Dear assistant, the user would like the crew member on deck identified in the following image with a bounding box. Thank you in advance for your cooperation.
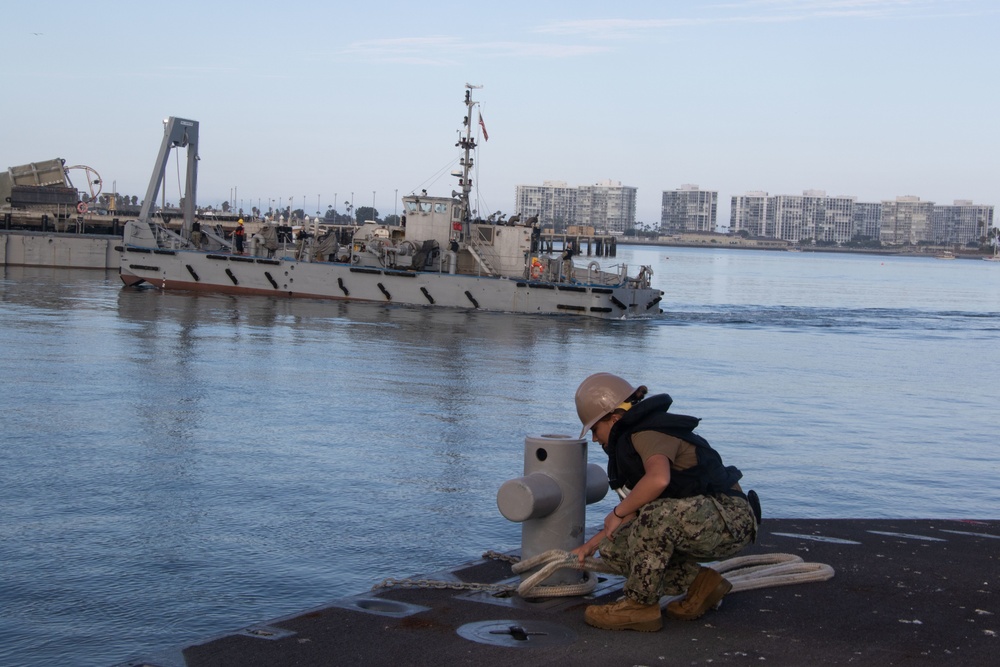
[190,218,202,248]
[233,220,245,255]
[571,373,759,632]
[561,242,577,282]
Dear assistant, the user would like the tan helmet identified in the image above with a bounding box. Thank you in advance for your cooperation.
[575,372,637,438]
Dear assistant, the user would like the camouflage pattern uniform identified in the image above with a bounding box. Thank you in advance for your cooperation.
[596,493,756,605]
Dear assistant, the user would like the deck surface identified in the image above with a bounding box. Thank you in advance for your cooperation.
[118,519,999,666]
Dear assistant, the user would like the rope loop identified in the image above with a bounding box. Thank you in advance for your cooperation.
[372,549,834,600]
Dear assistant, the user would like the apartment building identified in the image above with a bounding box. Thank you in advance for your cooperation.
[515,179,637,233]
[730,190,993,246]
[930,200,994,245]
[730,191,771,237]
[853,202,882,241]
[879,196,935,246]
[661,185,718,233]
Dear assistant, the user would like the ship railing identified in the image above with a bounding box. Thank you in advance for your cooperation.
[147,221,188,250]
[467,235,502,275]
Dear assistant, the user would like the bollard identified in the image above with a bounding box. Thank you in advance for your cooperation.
[497,433,608,588]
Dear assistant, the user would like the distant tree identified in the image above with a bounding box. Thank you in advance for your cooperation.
[356,206,378,224]
[384,214,401,226]
[736,229,750,239]
[222,201,231,212]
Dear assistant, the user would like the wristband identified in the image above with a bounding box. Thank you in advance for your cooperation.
[613,506,625,519]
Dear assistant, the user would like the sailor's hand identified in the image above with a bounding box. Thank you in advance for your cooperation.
[570,539,599,567]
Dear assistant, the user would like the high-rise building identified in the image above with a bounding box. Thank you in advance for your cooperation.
[730,191,770,237]
[853,202,882,241]
[731,190,992,246]
[757,190,856,243]
[515,179,636,233]
[930,200,994,245]
[880,196,934,246]
[514,181,577,230]
[661,185,718,233]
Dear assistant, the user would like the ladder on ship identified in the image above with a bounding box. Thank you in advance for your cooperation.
[466,240,499,275]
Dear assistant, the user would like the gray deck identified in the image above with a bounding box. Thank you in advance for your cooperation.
[119,519,999,666]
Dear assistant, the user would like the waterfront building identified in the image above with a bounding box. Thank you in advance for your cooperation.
[880,196,934,246]
[514,181,576,230]
[930,200,994,245]
[853,202,882,241]
[661,185,718,233]
[730,191,771,237]
[731,190,992,246]
[515,179,636,233]
[760,190,857,244]
[819,194,857,244]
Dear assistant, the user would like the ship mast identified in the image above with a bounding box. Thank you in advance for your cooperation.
[456,83,482,226]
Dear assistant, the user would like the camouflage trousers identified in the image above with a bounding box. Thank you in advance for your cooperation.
[596,493,756,605]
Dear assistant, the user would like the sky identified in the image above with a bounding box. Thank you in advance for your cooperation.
[3,0,998,226]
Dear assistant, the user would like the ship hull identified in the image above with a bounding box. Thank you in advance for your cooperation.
[119,246,663,319]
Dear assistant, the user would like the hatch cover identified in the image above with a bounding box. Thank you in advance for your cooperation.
[457,619,576,648]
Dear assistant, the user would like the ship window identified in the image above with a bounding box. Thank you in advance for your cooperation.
[434,203,447,213]
[420,202,432,212]
[405,201,418,212]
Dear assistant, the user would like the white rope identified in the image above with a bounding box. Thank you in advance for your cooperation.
[509,550,834,599]
[372,550,834,601]
[710,552,836,592]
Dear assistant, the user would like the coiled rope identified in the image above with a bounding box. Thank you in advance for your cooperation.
[373,549,834,600]
[511,550,834,599]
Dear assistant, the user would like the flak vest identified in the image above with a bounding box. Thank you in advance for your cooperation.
[606,394,746,500]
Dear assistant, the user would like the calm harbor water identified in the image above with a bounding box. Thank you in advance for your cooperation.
[1,246,998,666]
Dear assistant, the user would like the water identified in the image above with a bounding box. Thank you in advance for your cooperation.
[1,247,998,666]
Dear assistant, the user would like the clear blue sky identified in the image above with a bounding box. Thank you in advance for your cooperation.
[4,0,997,226]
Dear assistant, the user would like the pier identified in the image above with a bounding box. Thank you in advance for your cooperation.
[118,518,1000,667]
[539,229,618,257]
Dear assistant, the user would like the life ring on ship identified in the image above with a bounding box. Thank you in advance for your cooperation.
[76,202,88,214]
[530,259,543,280]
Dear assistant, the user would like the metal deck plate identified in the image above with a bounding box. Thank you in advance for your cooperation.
[457,619,577,648]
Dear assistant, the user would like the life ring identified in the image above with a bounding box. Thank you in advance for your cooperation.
[530,263,543,280]
[76,202,88,214]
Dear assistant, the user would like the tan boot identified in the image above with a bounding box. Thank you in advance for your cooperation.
[665,567,733,621]
[584,597,662,632]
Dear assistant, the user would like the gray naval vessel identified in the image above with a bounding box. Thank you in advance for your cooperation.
[118,86,663,319]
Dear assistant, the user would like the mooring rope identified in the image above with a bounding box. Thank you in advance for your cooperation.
[512,549,835,599]
[373,549,835,601]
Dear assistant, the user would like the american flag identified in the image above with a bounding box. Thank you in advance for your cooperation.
[478,112,489,141]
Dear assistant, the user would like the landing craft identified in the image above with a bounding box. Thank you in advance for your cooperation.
[118,86,663,319]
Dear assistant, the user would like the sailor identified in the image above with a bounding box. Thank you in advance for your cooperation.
[190,218,202,248]
[233,219,246,255]
[560,242,576,281]
[571,373,758,632]
[295,225,313,261]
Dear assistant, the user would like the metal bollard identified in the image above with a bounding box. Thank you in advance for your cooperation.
[497,434,608,587]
